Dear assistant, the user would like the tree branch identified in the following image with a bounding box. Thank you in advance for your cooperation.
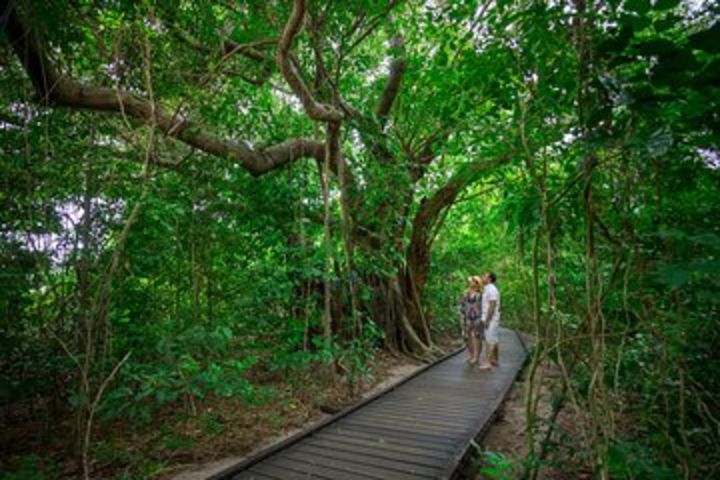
[169,21,274,65]
[1,3,325,176]
[406,156,510,290]
[342,0,404,59]
[377,34,407,118]
[166,20,275,87]
[222,39,275,63]
[408,127,453,179]
[276,0,343,122]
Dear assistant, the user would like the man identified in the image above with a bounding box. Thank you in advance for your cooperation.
[479,271,501,369]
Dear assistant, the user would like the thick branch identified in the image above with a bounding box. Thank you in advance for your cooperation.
[307,11,333,98]
[1,3,324,176]
[377,35,407,118]
[276,0,343,122]
[406,156,510,290]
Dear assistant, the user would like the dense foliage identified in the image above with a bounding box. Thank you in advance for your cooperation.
[1,0,718,479]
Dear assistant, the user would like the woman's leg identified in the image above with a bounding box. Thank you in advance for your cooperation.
[471,334,482,364]
[464,323,475,361]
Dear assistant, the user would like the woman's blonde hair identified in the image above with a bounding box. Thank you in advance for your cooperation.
[466,276,482,292]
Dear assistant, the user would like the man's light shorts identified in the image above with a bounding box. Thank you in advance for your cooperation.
[485,321,500,344]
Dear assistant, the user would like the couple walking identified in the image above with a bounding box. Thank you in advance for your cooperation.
[459,272,500,369]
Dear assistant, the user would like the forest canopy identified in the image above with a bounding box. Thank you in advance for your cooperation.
[1,0,719,478]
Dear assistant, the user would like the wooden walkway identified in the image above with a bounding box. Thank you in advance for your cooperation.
[210,328,527,480]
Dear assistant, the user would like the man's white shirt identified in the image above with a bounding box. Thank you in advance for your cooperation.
[482,283,501,325]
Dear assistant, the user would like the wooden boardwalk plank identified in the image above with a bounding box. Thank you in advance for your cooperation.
[336,420,462,442]
[327,423,460,448]
[280,449,438,480]
[351,410,472,428]
[212,328,527,480]
[255,457,376,480]
[340,417,466,437]
[312,431,451,460]
[321,425,459,452]
[303,438,447,468]
[292,443,443,477]
[365,405,478,419]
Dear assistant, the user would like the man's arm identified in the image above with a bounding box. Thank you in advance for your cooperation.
[485,300,497,326]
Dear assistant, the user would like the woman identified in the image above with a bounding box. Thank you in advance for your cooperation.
[459,276,484,365]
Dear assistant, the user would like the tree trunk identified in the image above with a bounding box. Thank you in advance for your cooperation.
[365,273,433,356]
[343,157,509,355]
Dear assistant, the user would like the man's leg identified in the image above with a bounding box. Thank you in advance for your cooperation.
[484,321,499,367]
[478,340,492,369]
[488,342,500,367]
[490,343,500,366]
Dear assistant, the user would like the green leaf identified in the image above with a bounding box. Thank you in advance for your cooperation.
[657,263,689,288]
[688,23,720,53]
[654,15,679,32]
[654,0,680,11]
[620,13,651,31]
[625,0,651,15]
[646,128,673,158]
[68,391,88,409]
[689,233,720,248]
[599,25,634,53]
[635,39,677,56]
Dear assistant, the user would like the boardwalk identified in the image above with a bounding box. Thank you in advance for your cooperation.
[211,328,527,480]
